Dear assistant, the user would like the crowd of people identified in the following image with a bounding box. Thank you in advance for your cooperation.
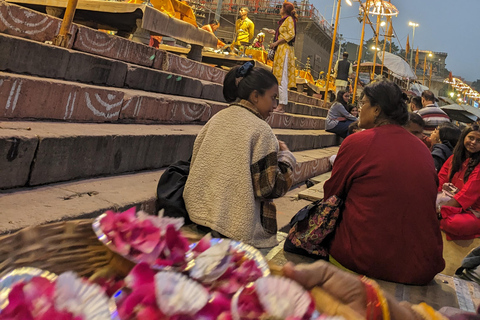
[153,32,480,315]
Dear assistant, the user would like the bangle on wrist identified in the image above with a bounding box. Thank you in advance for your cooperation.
[360,276,390,320]
[410,303,449,320]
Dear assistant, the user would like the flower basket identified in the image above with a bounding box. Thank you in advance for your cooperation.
[0,219,134,279]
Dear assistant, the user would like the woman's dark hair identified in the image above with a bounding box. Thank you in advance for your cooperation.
[360,80,409,126]
[283,2,298,20]
[335,90,348,106]
[209,19,219,25]
[449,124,480,183]
[438,122,461,149]
[223,63,278,103]
[408,112,425,128]
[348,121,359,135]
[346,104,357,114]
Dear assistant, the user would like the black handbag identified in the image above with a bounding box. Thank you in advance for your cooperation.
[155,158,191,224]
[267,47,276,61]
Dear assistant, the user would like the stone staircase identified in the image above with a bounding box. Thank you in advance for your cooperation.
[0,0,340,234]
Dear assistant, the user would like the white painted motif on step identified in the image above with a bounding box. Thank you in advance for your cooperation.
[133,97,142,117]
[5,79,22,112]
[64,92,77,119]
[0,6,54,35]
[172,103,207,121]
[84,92,122,119]
[77,31,116,54]
[120,97,142,118]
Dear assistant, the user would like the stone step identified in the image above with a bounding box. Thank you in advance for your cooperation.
[0,2,328,108]
[0,147,339,233]
[0,72,327,129]
[297,171,333,201]
[0,1,226,84]
[0,120,339,189]
[286,101,329,117]
[0,33,227,103]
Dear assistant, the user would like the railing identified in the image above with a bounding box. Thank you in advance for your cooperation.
[195,0,333,37]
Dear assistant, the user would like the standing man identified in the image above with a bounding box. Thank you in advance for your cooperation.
[417,90,450,135]
[233,7,254,48]
[334,52,353,95]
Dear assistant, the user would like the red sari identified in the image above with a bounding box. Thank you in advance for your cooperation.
[438,156,480,240]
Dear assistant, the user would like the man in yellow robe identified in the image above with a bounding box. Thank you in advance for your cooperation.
[233,7,254,48]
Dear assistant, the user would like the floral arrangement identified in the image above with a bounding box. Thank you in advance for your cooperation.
[115,237,267,320]
[232,276,317,320]
[0,272,110,320]
[98,208,189,268]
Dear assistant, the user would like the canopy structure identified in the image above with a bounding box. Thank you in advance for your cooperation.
[377,51,416,79]
[410,82,429,96]
[441,104,480,123]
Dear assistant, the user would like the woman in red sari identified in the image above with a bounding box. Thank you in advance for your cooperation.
[438,124,480,240]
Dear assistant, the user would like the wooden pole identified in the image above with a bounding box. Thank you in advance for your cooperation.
[53,0,78,47]
[324,0,342,104]
[380,22,387,76]
[371,13,380,81]
[352,0,368,104]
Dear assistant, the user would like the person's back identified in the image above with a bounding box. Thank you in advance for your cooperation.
[184,63,296,248]
[418,90,450,134]
[326,126,444,284]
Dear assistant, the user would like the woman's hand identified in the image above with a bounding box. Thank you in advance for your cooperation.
[283,261,367,316]
[336,117,347,122]
[283,261,423,320]
[278,140,290,152]
[263,27,275,34]
[270,41,278,49]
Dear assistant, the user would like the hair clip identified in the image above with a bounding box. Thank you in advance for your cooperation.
[235,61,254,79]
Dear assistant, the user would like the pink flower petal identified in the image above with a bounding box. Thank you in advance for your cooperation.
[136,306,164,320]
[125,262,155,290]
[193,234,212,254]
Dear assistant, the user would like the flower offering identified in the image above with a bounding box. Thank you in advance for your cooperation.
[95,207,190,269]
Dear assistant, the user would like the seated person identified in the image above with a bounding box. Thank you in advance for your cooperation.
[430,122,461,172]
[201,19,225,47]
[438,124,480,240]
[252,32,266,50]
[346,104,358,118]
[410,95,423,112]
[347,120,360,135]
[405,112,431,148]
[324,80,444,285]
[418,90,450,135]
[184,63,296,248]
[325,90,357,139]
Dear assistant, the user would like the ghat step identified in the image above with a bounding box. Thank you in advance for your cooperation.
[0,120,339,189]
[0,147,339,233]
[0,72,328,129]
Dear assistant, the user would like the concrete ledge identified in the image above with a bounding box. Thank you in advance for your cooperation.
[0,121,339,189]
[158,52,226,85]
[0,72,227,123]
[124,65,204,99]
[0,1,76,48]
[266,112,326,130]
[0,121,199,188]
[0,73,330,130]
[0,33,128,86]
[0,146,338,232]
[0,127,38,189]
[73,24,162,68]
